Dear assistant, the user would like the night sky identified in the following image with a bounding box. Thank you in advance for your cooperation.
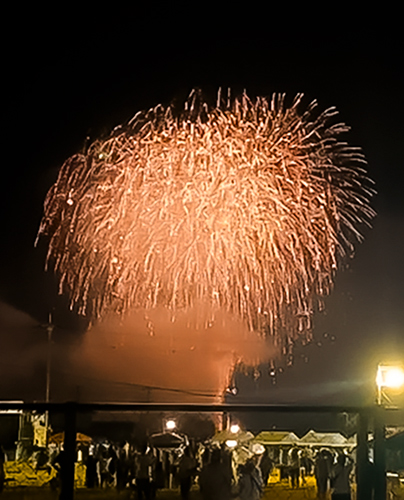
[1,7,403,413]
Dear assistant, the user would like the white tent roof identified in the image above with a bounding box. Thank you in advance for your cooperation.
[253,431,300,445]
[300,430,349,447]
[212,429,254,444]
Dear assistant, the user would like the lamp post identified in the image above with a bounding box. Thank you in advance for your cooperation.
[44,314,54,446]
[356,409,371,500]
[374,363,404,500]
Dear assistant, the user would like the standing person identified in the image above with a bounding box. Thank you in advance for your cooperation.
[85,450,97,488]
[152,454,165,498]
[288,446,300,488]
[116,443,130,493]
[259,448,273,487]
[106,445,118,487]
[238,456,263,500]
[51,449,67,493]
[330,454,353,500]
[279,446,289,481]
[315,449,331,500]
[220,445,233,486]
[199,448,231,500]
[96,445,109,488]
[299,448,311,483]
[177,447,197,500]
[148,447,159,500]
[134,445,155,500]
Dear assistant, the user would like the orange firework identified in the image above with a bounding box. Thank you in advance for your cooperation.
[37,90,375,350]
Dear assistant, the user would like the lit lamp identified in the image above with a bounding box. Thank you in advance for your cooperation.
[376,364,404,405]
[226,424,240,449]
[165,419,176,431]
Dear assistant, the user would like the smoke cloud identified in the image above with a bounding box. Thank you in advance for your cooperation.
[0,301,276,403]
[69,305,275,403]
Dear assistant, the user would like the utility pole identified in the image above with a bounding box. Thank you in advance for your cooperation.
[60,402,77,500]
[356,410,372,500]
[44,313,54,446]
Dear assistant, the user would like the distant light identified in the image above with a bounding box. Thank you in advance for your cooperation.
[386,472,399,478]
[230,424,240,434]
[251,443,265,455]
[225,440,238,448]
[166,419,176,430]
[376,365,404,389]
[385,368,404,388]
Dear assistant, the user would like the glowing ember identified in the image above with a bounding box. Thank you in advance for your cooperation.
[37,90,375,352]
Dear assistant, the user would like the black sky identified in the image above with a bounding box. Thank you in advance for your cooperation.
[1,7,403,407]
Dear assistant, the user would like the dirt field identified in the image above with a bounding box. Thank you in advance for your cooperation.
[0,483,321,500]
[2,479,403,500]
[1,489,319,500]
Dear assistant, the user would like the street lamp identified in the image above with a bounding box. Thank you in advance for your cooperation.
[36,313,54,446]
[373,363,404,500]
[376,364,404,405]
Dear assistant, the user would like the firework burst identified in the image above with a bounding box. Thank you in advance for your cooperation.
[37,90,375,351]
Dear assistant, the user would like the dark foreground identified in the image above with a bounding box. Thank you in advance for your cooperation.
[1,484,320,500]
[3,480,404,500]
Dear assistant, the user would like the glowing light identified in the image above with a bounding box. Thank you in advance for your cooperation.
[226,386,238,395]
[37,90,375,352]
[376,365,404,389]
[165,419,176,430]
[230,424,240,434]
[251,443,265,455]
[225,439,238,448]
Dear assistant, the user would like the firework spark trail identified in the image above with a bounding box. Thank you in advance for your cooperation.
[37,90,375,353]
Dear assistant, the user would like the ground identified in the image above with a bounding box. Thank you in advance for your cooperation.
[2,476,404,499]
[1,487,320,500]
[1,479,328,500]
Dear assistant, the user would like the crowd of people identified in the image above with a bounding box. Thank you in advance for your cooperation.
[276,446,354,499]
[49,440,354,500]
[313,448,353,500]
[0,434,357,499]
[49,440,267,499]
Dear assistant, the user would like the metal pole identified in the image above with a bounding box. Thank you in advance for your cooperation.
[60,403,77,500]
[45,323,52,404]
[373,406,386,500]
[44,314,53,446]
[356,411,372,500]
